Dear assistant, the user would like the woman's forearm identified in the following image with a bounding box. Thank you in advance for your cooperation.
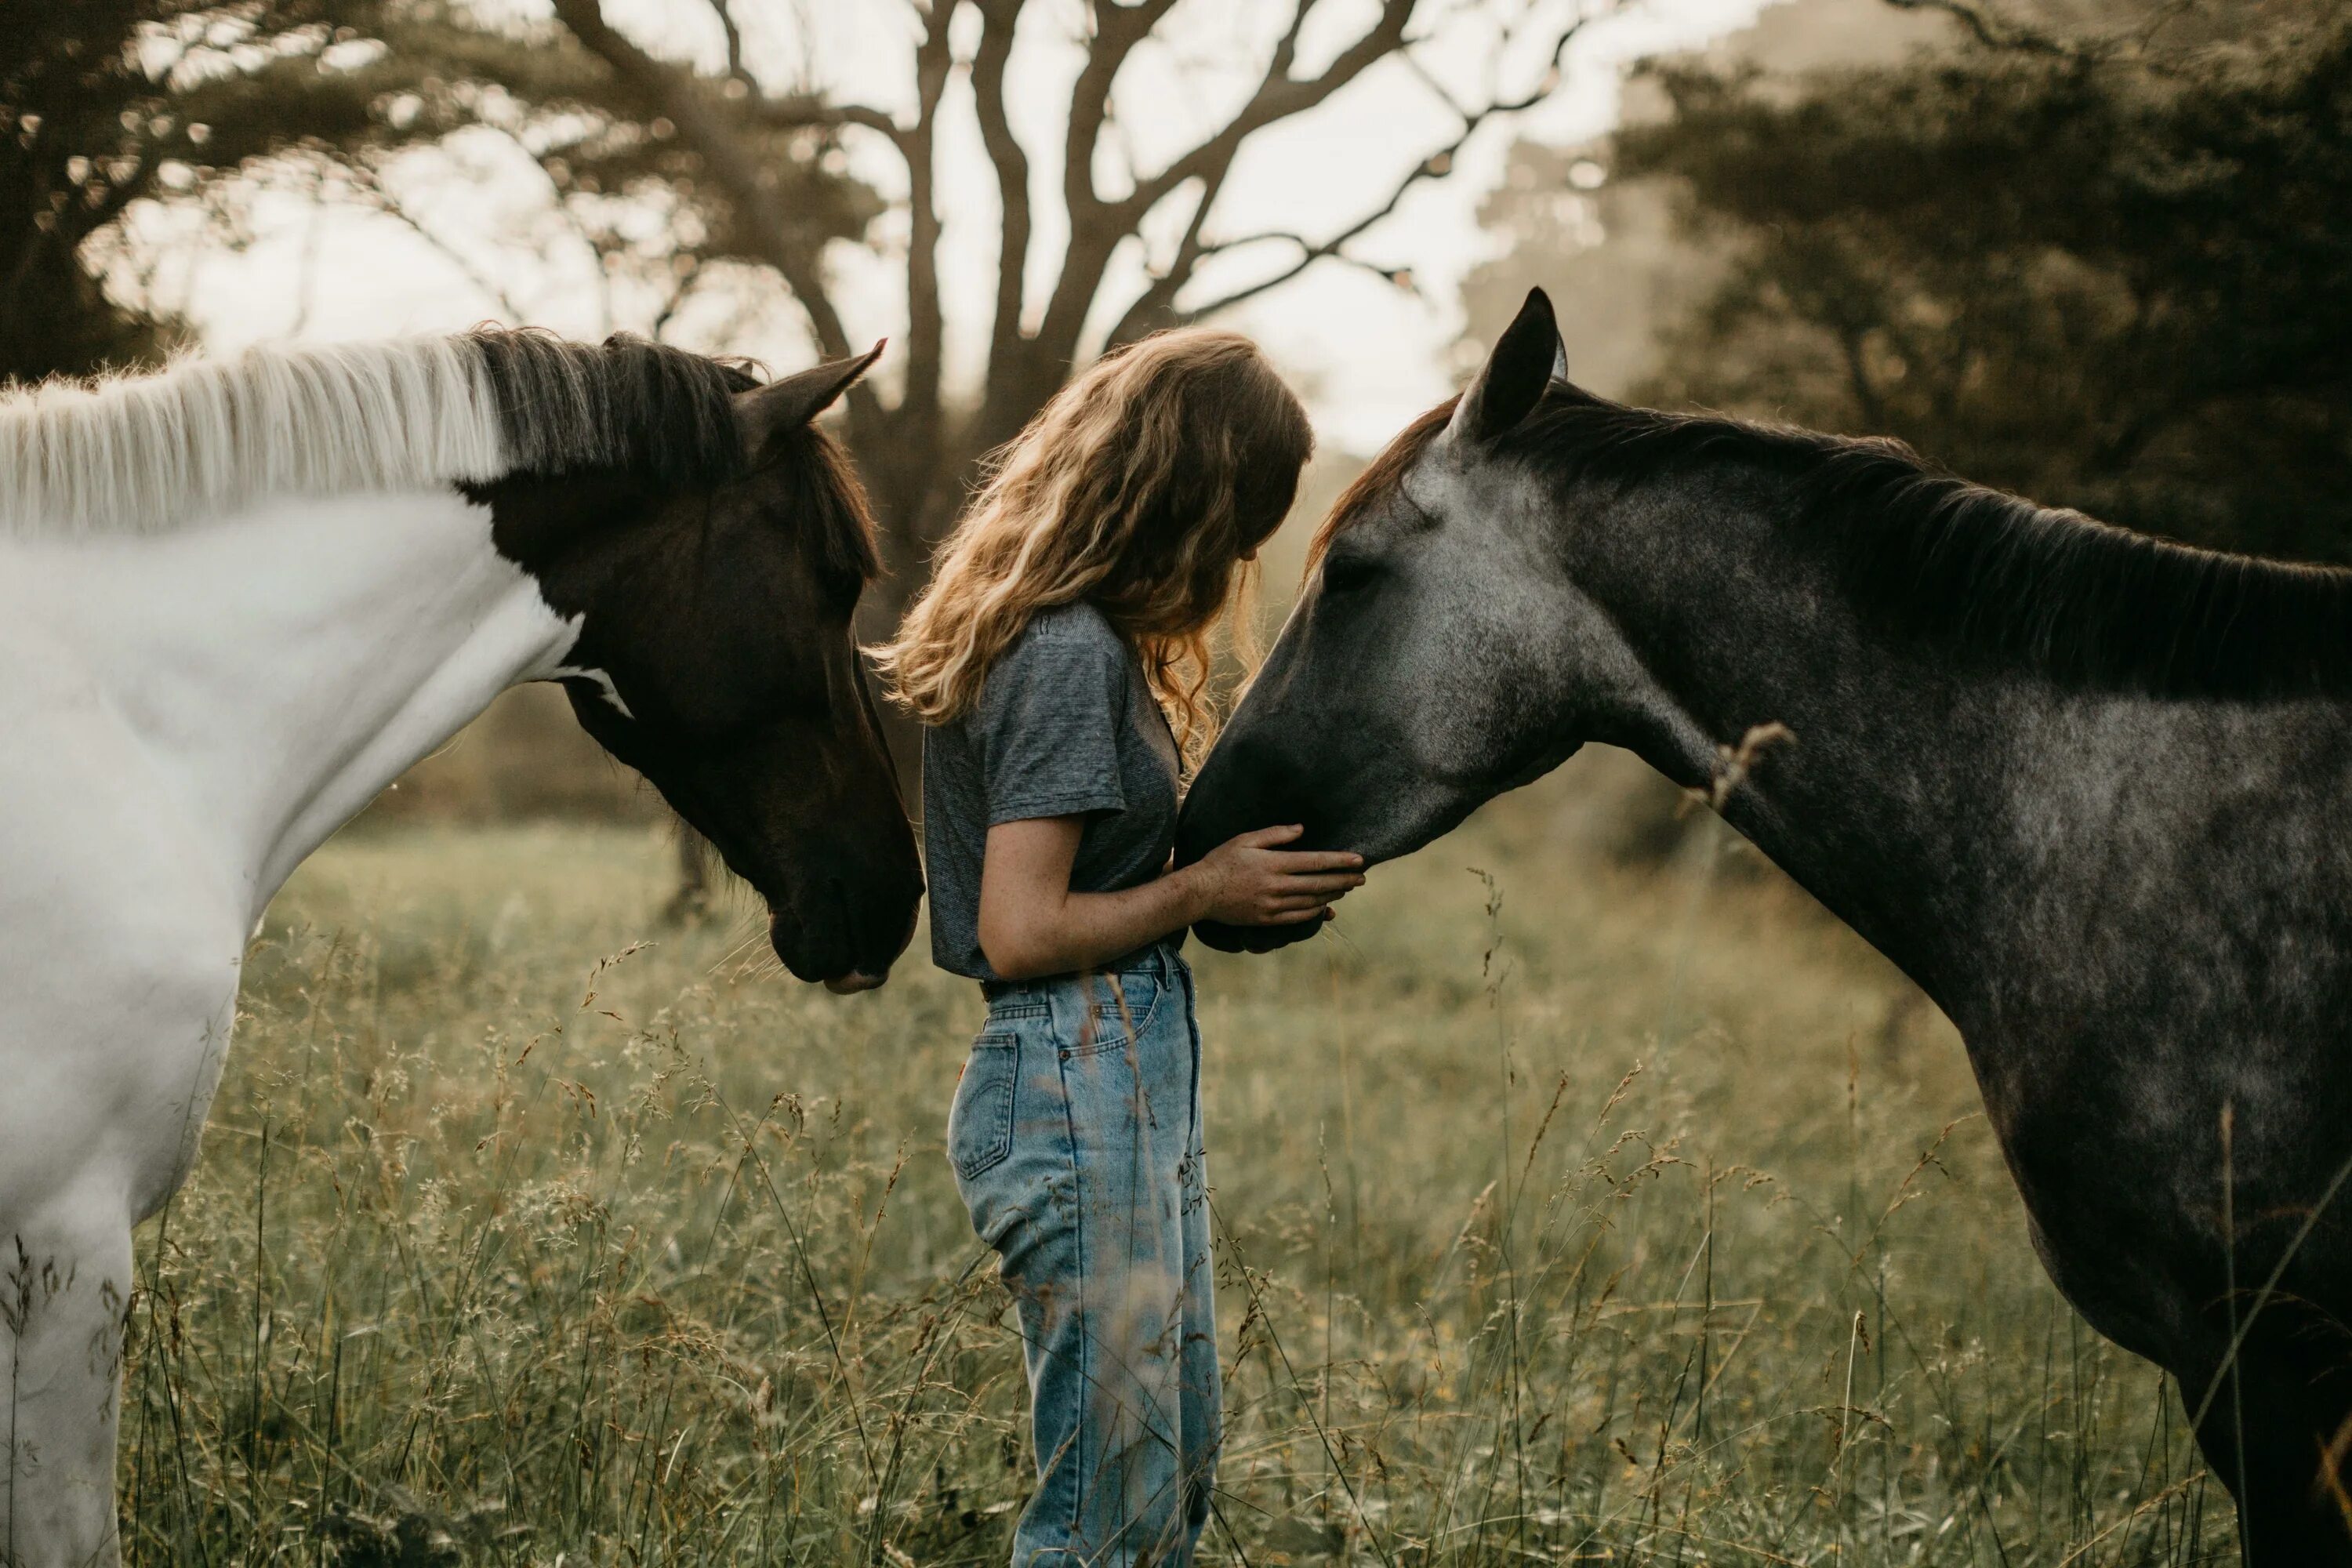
[979,866,1204,981]
[978,815,1357,981]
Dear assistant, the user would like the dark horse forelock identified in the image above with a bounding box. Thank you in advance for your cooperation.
[466,329,879,584]
[1323,386,2352,702]
[469,328,753,485]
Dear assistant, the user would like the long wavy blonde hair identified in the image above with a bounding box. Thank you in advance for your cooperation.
[875,328,1312,764]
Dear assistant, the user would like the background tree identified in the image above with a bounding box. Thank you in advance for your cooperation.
[0,1,877,384]
[1604,4,2352,560]
[527,0,1619,607]
[0,0,322,380]
[2,0,488,381]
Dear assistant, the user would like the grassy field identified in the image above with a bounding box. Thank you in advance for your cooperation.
[121,760,2234,1565]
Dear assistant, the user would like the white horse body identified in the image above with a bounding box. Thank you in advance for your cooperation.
[0,329,916,1567]
[0,487,583,1563]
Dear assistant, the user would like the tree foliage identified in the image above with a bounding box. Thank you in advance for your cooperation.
[1,1,434,379]
[1613,13,2352,560]
[0,1,234,379]
[0,1,876,383]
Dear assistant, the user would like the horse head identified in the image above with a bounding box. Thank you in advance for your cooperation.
[1179,289,1611,952]
[477,344,923,989]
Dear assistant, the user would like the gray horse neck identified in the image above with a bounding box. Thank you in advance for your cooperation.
[1581,488,2318,1040]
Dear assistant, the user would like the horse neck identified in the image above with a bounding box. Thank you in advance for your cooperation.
[1585,485,2042,1016]
[15,487,578,920]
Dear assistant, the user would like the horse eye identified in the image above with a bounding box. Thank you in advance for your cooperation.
[1321,552,1379,595]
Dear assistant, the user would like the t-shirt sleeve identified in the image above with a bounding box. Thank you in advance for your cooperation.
[975,618,1130,826]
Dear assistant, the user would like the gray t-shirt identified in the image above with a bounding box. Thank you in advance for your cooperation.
[922,602,1182,981]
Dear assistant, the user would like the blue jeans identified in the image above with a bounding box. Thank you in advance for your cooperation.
[949,942,1218,1566]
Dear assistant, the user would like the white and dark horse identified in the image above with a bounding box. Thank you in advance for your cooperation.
[1181,289,2352,1563]
[0,330,923,1565]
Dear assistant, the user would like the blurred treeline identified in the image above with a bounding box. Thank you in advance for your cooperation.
[1471,0,2352,562]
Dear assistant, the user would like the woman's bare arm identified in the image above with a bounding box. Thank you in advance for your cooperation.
[977,818,1364,981]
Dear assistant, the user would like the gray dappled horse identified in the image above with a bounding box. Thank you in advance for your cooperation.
[1179,289,2352,1563]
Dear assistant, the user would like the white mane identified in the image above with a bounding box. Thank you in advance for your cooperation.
[0,337,508,536]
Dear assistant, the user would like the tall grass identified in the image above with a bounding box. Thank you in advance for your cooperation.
[119,771,2233,1564]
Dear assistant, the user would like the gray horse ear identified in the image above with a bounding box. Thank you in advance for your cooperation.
[735,339,884,456]
[1447,289,1562,445]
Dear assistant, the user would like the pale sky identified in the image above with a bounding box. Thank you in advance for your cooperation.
[115,0,1769,453]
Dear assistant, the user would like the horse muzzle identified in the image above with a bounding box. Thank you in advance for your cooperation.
[766,869,920,991]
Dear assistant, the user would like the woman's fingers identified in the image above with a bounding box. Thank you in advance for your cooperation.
[1214,830,1367,928]
[1258,849,1363,873]
[1272,884,1356,910]
[1279,872,1364,895]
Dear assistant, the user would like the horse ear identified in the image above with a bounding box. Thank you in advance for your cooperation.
[1447,289,1562,445]
[735,339,885,457]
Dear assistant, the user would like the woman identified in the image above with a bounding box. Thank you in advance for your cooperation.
[876,328,1364,1563]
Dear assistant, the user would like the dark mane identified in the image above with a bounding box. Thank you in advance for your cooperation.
[1323,388,2352,701]
[471,328,877,583]
[470,328,751,485]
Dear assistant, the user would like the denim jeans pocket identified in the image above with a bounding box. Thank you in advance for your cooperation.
[948,1032,1018,1180]
[1072,971,1165,1057]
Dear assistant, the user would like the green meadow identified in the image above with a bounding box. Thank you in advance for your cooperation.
[121,758,2232,1565]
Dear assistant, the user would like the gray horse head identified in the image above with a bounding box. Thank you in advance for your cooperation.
[1180,289,1700,946]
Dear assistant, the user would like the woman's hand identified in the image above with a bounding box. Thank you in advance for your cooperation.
[976,818,1366,980]
[1181,824,1366,927]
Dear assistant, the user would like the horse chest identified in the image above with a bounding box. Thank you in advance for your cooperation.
[1962,981,2352,1362]
[0,618,252,1210]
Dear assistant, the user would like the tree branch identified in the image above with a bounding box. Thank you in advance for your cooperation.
[895,1,957,457]
[1018,0,1186,370]
[750,96,909,147]
[1120,0,1415,224]
[342,162,530,323]
[649,253,707,339]
[1034,0,1409,363]
[1172,204,1415,324]
[1879,0,2072,56]
[972,0,1035,376]
[1062,0,1183,225]
[1190,244,1417,321]
[710,0,753,89]
[547,0,874,427]
[1154,5,1599,326]
[1102,157,1233,347]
